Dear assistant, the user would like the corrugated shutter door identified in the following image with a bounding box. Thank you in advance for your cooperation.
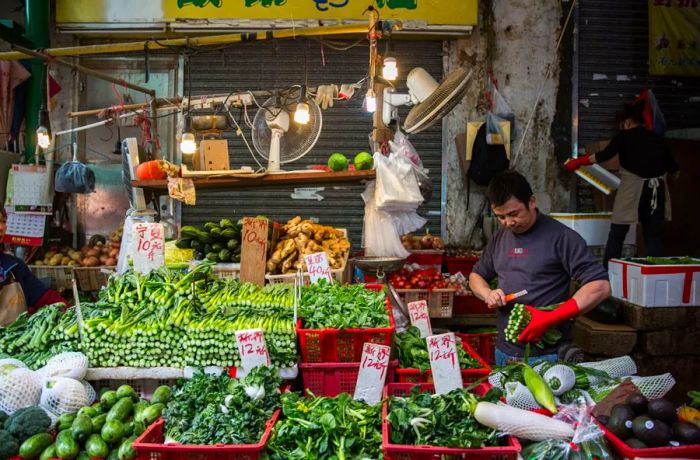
[578,0,700,145]
[183,39,444,248]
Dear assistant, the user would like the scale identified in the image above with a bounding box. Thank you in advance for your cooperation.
[352,256,410,329]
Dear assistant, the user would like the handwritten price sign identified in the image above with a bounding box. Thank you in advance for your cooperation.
[407,300,431,337]
[240,217,269,286]
[235,328,270,372]
[304,252,333,284]
[131,223,165,274]
[354,343,391,405]
[427,332,463,394]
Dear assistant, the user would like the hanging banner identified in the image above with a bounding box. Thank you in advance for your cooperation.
[649,0,700,77]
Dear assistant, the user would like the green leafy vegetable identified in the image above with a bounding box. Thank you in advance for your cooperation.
[300,281,389,329]
[394,327,480,372]
[504,303,563,349]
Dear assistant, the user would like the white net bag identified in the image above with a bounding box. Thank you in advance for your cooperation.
[631,373,676,400]
[533,360,554,376]
[579,356,637,379]
[0,368,42,414]
[0,358,27,376]
[505,382,541,410]
[543,365,577,396]
[488,371,505,390]
[80,380,97,404]
[41,352,89,380]
[40,377,89,415]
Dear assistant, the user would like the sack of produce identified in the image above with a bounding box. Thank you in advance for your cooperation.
[39,377,89,415]
[0,367,42,414]
[38,351,89,380]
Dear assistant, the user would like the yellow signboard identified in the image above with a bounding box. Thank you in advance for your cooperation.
[649,0,700,76]
[57,0,477,28]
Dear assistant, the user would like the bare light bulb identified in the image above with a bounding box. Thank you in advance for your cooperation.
[382,57,398,81]
[294,102,310,124]
[36,126,51,149]
[364,88,377,113]
[180,132,197,155]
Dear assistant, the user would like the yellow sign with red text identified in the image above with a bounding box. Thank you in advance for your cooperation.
[649,0,700,76]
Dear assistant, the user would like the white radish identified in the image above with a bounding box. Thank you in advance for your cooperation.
[473,401,574,441]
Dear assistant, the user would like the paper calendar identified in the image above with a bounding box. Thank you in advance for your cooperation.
[3,212,46,246]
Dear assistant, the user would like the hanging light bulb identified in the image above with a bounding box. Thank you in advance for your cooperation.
[294,102,310,124]
[363,88,377,113]
[36,107,51,149]
[180,115,197,155]
[382,56,398,81]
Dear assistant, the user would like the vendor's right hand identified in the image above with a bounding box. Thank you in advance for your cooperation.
[485,289,507,308]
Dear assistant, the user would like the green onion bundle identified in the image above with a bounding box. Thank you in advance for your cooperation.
[504,303,563,349]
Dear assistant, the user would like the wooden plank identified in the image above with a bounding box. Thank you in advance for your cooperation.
[133,169,376,191]
[239,217,269,286]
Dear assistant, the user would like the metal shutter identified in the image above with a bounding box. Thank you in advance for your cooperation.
[578,0,700,145]
[182,39,444,247]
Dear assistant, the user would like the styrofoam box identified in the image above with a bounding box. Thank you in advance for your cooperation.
[609,258,700,307]
[550,212,635,247]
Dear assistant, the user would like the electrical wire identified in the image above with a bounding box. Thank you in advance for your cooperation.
[225,107,266,173]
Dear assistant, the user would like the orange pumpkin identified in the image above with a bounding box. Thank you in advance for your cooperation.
[136,160,167,180]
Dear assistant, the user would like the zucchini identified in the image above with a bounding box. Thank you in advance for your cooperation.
[227,239,240,250]
[219,249,232,262]
[221,228,239,239]
[206,252,220,262]
[190,240,203,251]
[203,222,218,232]
[212,243,224,252]
[209,227,222,237]
[180,225,200,239]
[219,218,235,229]
[204,244,213,254]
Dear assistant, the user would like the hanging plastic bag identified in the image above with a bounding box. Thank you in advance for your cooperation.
[361,181,410,258]
[374,152,424,212]
[485,112,506,146]
[54,143,95,194]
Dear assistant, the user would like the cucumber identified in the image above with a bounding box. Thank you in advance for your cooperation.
[219,248,232,262]
[19,433,53,459]
[219,218,235,229]
[107,448,120,460]
[211,242,224,252]
[91,402,105,414]
[57,413,77,431]
[92,413,108,432]
[107,397,134,422]
[76,451,90,460]
[136,403,164,425]
[175,237,192,249]
[132,400,149,419]
[180,225,201,239]
[77,406,98,419]
[71,414,93,443]
[206,252,219,262]
[227,239,240,250]
[209,227,222,237]
[203,222,218,232]
[221,227,239,239]
[190,240,203,251]
[55,431,80,459]
[100,390,119,408]
[85,433,110,458]
[39,444,56,460]
[131,420,146,437]
[117,436,138,460]
[101,419,125,444]
[123,418,134,437]
[151,386,172,405]
[116,385,137,401]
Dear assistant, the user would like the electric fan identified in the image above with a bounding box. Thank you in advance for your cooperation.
[382,67,473,134]
[251,93,322,172]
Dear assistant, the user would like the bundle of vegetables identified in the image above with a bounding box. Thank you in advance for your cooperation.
[267,216,350,275]
[394,327,480,372]
[0,406,52,460]
[0,304,79,369]
[300,281,388,329]
[163,366,281,445]
[267,391,383,459]
[504,303,563,349]
[178,217,246,263]
[626,256,699,265]
[387,386,502,448]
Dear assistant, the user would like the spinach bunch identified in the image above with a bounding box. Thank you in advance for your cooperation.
[300,281,389,329]
[387,386,502,448]
[394,327,481,371]
[163,366,282,445]
[266,392,383,459]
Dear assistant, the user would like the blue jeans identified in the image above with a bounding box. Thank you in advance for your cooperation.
[495,348,558,367]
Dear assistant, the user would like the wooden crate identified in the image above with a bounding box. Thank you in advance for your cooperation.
[73,267,113,291]
[29,265,74,291]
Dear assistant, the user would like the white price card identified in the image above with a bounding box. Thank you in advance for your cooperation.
[304,251,333,284]
[427,333,463,395]
[354,343,391,405]
[131,223,165,274]
[235,329,271,372]
[407,300,432,337]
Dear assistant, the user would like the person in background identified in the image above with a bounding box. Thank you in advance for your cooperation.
[0,212,67,325]
[468,171,611,366]
[564,101,678,265]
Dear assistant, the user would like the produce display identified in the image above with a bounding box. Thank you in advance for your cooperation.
[504,303,563,349]
[387,386,501,448]
[625,256,698,265]
[178,218,245,263]
[299,281,388,329]
[267,392,382,459]
[267,216,350,275]
[394,327,480,371]
[0,406,52,459]
[400,231,444,251]
[444,246,481,258]
[163,366,281,445]
[389,267,452,290]
[33,228,123,268]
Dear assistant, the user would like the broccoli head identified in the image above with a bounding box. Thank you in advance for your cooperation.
[0,410,7,425]
[4,406,51,443]
[0,429,19,460]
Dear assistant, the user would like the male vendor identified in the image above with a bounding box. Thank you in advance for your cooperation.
[469,171,611,365]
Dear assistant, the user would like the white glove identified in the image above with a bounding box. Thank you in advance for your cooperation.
[338,83,357,100]
[314,84,337,110]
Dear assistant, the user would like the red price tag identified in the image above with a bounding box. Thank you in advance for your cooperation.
[354,343,391,405]
[304,252,333,284]
[407,300,431,337]
[132,223,165,274]
[426,332,463,394]
[235,328,270,372]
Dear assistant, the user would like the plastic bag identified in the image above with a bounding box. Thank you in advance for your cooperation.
[54,143,95,194]
[374,152,424,212]
[485,112,506,146]
[361,181,411,258]
[390,130,433,202]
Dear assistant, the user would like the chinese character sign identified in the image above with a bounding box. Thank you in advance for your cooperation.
[132,223,165,274]
[354,343,391,405]
[407,300,431,337]
[304,252,333,284]
[649,0,700,76]
[235,329,271,371]
[427,333,463,394]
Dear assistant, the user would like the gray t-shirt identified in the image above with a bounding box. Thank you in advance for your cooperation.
[472,212,608,356]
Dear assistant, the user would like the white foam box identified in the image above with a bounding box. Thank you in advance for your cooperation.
[550,212,635,247]
[608,258,700,307]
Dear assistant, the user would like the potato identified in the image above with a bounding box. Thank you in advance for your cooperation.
[69,252,82,262]
[49,254,63,266]
[84,256,100,267]
[34,261,45,266]
[105,257,117,266]
[61,256,71,265]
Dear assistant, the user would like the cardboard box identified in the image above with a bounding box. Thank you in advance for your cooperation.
[572,316,637,356]
[609,258,700,307]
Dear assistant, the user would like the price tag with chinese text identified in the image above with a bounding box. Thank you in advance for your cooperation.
[354,343,391,405]
[427,332,463,394]
[131,223,165,274]
[235,329,271,372]
[407,300,431,337]
[304,251,333,284]
[240,217,269,286]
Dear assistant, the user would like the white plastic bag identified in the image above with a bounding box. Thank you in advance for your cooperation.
[374,152,424,212]
[362,181,410,258]
[0,367,42,414]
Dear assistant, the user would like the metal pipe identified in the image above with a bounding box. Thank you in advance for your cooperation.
[23,0,49,162]
[68,98,181,117]
[10,44,156,97]
[0,23,379,61]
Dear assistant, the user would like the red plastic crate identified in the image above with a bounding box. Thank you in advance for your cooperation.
[297,284,395,362]
[132,414,279,460]
[458,332,497,366]
[394,288,456,318]
[300,360,398,397]
[394,340,490,384]
[598,420,700,459]
[453,293,490,315]
[383,383,521,460]
[446,256,479,275]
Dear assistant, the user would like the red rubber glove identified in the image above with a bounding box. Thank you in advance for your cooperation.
[517,298,580,344]
[563,154,592,172]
